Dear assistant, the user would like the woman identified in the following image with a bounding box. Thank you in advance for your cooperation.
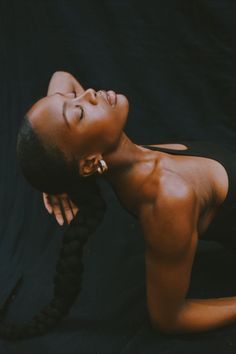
[2,71,236,340]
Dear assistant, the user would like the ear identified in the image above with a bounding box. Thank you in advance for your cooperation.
[78,154,103,177]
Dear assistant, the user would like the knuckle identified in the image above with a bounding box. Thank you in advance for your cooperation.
[52,201,60,207]
[54,211,62,216]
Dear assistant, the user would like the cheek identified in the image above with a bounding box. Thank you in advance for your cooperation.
[69,102,127,152]
[57,131,78,158]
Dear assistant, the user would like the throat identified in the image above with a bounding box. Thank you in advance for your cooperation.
[105,159,158,219]
[102,140,161,218]
[108,172,143,217]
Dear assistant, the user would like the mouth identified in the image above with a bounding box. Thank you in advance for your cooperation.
[106,90,117,107]
[99,90,117,107]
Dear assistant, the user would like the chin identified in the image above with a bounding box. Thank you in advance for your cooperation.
[117,93,129,112]
[117,92,129,102]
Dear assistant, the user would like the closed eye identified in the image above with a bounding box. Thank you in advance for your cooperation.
[72,92,84,120]
[77,105,84,120]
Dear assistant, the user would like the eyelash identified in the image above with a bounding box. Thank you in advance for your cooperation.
[73,92,84,120]
[79,105,84,120]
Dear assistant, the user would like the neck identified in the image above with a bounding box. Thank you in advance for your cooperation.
[101,133,159,211]
[103,133,141,169]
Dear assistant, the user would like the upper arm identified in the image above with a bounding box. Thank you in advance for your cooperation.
[47,71,85,96]
[139,183,199,332]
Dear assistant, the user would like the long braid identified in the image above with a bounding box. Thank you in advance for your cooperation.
[0,184,106,340]
[3,114,109,340]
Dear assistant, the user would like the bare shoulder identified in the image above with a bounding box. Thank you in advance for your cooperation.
[138,174,199,256]
[160,169,194,193]
[139,172,198,220]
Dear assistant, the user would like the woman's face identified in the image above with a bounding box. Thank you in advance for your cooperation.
[28,89,129,159]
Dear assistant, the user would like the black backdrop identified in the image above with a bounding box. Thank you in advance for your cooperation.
[1,1,236,353]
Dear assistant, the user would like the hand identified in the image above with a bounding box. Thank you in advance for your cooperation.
[43,192,79,225]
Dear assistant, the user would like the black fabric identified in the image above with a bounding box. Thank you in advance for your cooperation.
[1,0,236,353]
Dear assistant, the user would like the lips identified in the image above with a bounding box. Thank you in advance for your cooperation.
[106,90,117,107]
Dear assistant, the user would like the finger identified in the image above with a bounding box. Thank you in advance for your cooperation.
[68,199,79,217]
[50,196,64,225]
[60,197,75,224]
[43,193,53,214]
[53,210,64,226]
[60,195,79,220]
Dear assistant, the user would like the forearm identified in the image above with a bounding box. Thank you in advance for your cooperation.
[47,71,84,96]
[156,296,236,334]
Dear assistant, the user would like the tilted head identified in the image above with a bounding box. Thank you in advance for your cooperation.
[17,89,129,194]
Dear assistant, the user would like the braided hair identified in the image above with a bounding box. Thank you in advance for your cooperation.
[0,116,107,340]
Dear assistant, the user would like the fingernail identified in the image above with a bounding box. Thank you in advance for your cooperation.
[58,218,64,226]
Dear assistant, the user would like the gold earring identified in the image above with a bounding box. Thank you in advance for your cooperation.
[97,159,108,174]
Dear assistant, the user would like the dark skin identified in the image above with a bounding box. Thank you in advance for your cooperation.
[28,71,235,334]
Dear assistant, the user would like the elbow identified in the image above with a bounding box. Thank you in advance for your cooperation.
[148,303,190,335]
[150,322,175,335]
[150,317,183,335]
[51,71,71,78]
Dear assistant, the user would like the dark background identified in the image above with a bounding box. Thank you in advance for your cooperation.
[1,0,236,353]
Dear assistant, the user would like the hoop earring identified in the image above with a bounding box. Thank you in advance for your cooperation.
[97,159,108,174]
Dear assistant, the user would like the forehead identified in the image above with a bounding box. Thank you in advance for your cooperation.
[27,95,87,159]
[28,94,63,123]
[28,94,70,147]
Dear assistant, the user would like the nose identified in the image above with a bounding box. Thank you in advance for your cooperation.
[78,88,98,104]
